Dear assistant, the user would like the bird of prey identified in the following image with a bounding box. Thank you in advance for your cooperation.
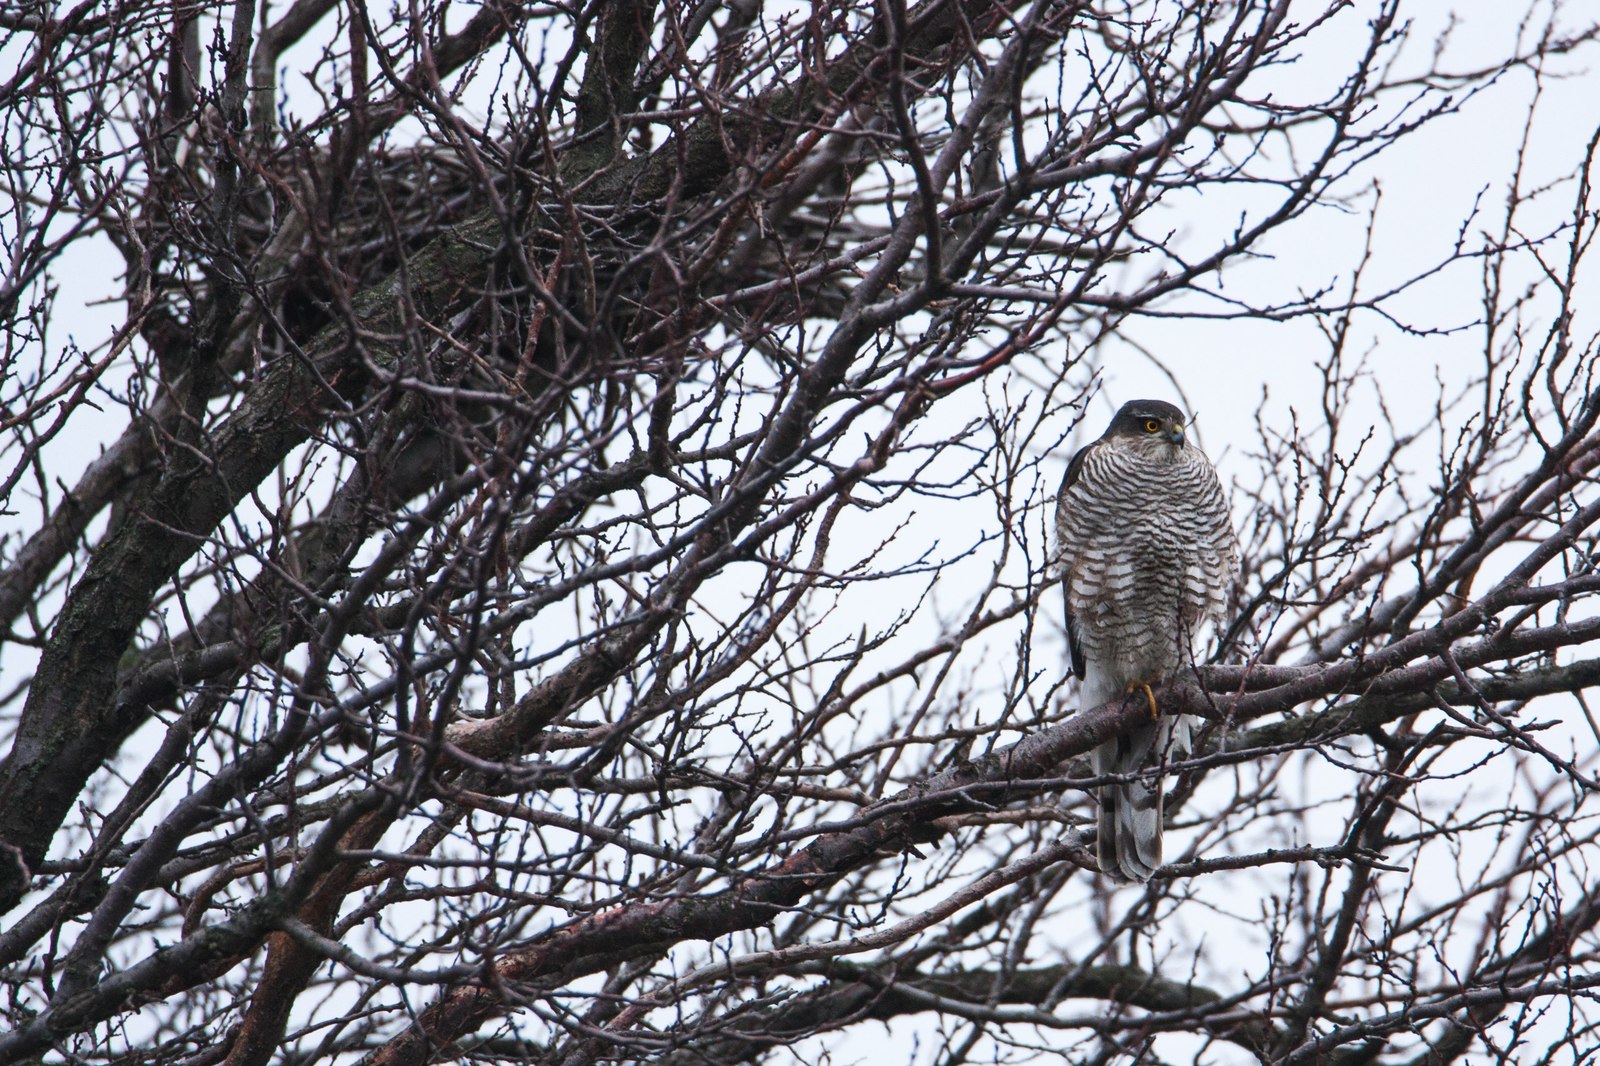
[1055,399,1237,882]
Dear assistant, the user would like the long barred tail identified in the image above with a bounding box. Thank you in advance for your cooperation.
[1093,721,1165,882]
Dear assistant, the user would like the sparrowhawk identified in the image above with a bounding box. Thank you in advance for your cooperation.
[1054,399,1238,882]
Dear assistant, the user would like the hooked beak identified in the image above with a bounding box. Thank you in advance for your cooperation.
[1166,421,1186,446]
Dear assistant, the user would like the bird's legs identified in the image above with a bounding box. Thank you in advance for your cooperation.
[1125,680,1159,721]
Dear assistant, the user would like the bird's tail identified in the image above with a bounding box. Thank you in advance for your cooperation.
[1094,721,1165,883]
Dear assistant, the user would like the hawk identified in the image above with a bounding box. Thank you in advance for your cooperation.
[1054,399,1237,882]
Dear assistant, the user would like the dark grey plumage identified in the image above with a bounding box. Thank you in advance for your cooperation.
[1055,400,1237,881]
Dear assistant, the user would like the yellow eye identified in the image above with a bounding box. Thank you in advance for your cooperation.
[1144,419,1161,432]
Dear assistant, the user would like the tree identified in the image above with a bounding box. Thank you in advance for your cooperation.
[2,0,1599,1062]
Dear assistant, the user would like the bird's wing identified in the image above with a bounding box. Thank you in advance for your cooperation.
[1063,597,1085,679]
[1058,439,1094,495]
[1056,441,1096,680]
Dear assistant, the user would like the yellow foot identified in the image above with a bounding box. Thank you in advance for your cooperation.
[1125,680,1159,721]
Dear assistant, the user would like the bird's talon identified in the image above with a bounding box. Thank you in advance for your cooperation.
[1125,680,1159,721]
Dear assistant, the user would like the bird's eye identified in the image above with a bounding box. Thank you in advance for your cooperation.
[1144,419,1160,433]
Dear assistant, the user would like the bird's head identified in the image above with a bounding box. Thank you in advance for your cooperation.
[1102,399,1190,457]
